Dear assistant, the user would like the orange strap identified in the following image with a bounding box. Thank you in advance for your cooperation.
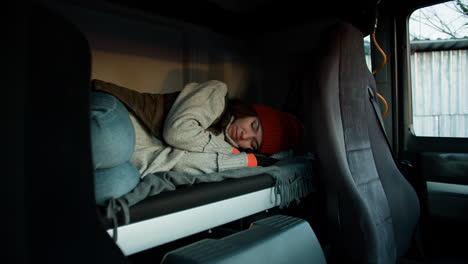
[371,31,387,75]
[376,92,389,118]
[371,30,389,118]
[232,148,240,154]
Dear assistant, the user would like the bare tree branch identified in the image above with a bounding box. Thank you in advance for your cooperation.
[410,1,467,39]
[455,0,468,16]
[415,9,457,38]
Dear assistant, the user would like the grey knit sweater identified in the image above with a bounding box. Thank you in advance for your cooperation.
[129,80,253,177]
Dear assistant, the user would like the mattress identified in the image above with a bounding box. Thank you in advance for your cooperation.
[102,155,317,255]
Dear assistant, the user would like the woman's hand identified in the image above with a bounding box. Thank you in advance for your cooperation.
[253,154,279,167]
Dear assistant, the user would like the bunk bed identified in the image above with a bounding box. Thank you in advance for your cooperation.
[101,155,317,255]
[43,0,325,257]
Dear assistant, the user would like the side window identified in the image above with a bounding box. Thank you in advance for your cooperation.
[409,0,468,137]
[364,35,372,72]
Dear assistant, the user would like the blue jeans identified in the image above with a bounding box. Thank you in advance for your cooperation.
[90,92,140,205]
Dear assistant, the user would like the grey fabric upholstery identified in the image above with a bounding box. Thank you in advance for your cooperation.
[368,92,421,257]
[304,22,420,263]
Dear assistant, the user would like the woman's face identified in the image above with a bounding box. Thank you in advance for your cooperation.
[227,116,263,152]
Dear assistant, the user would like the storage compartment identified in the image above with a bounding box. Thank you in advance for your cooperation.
[161,215,326,264]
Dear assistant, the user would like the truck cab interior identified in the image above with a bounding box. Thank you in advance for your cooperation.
[9,0,467,263]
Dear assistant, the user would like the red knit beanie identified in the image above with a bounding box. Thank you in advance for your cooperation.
[251,104,304,155]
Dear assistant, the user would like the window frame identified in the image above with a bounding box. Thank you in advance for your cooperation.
[398,4,468,155]
[407,2,468,139]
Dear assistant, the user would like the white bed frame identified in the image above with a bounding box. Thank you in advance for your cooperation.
[108,187,281,255]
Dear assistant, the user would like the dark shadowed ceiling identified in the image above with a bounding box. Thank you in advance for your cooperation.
[105,0,447,37]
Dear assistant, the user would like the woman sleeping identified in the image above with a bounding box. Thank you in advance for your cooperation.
[90,80,304,205]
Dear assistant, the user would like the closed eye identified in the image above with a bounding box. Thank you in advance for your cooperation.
[252,139,258,151]
[252,119,259,132]
[251,119,260,151]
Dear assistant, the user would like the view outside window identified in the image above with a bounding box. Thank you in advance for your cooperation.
[364,36,372,72]
[409,0,468,137]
